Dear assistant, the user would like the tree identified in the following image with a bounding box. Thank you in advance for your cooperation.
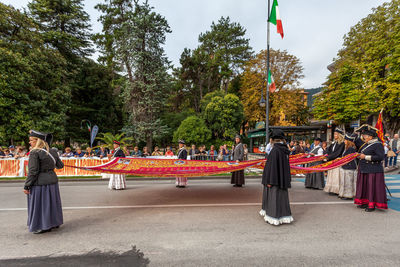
[313,0,400,134]
[173,116,211,145]
[96,0,171,149]
[28,0,101,146]
[171,17,253,113]
[199,17,253,92]
[240,49,308,126]
[203,93,244,139]
[0,3,70,144]
[96,132,133,150]
[28,0,93,60]
[64,59,124,143]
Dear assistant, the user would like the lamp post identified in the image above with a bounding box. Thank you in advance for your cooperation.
[260,0,271,146]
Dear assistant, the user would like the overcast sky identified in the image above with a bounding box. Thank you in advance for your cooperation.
[4,0,390,88]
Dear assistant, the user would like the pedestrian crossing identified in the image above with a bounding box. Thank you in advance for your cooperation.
[386,174,400,212]
[295,174,400,212]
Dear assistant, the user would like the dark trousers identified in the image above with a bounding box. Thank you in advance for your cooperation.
[389,148,398,166]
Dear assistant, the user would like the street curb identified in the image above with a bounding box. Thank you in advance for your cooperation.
[0,175,263,183]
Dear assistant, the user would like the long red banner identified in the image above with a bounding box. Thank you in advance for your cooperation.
[70,153,359,177]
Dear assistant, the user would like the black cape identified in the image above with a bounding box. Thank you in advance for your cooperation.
[262,143,291,189]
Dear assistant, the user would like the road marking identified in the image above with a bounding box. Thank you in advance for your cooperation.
[0,201,353,211]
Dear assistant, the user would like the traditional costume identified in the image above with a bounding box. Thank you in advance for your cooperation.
[108,141,127,190]
[25,130,64,234]
[338,133,358,199]
[231,135,245,187]
[324,128,345,194]
[305,138,325,189]
[260,129,293,225]
[354,125,387,211]
[176,140,188,188]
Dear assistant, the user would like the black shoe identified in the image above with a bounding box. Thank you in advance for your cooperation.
[357,204,368,209]
[233,184,242,187]
[52,226,60,230]
[365,207,375,212]
[342,198,353,201]
[33,229,51,234]
[328,192,336,196]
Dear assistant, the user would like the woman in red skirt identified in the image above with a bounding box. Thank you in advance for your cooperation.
[354,125,387,212]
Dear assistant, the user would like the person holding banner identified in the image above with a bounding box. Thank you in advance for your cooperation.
[324,128,345,195]
[176,140,188,188]
[338,133,358,200]
[259,129,293,225]
[231,135,245,187]
[305,138,325,190]
[24,130,64,234]
[354,125,387,212]
[108,140,126,190]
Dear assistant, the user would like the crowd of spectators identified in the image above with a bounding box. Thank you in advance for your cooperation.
[0,145,27,159]
[2,133,398,165]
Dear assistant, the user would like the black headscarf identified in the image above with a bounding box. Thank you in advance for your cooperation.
[262,142,291,189]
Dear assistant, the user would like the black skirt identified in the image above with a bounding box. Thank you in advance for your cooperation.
[305,161,325,189]
[262,186,292,219]
[231,170,245,185]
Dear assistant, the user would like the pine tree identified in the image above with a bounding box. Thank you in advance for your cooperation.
[96,0,172,149]
[28,0,93,60]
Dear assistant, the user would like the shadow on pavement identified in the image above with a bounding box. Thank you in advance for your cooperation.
[0,246,149,267]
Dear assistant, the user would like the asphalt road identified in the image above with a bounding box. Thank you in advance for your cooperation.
[0,178,399,266]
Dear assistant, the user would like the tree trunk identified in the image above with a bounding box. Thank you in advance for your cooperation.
[146,134,153,154]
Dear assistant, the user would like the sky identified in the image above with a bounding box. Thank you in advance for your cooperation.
[3,0,390,88]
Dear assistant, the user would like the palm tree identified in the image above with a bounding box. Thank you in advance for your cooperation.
[95,132,134,150]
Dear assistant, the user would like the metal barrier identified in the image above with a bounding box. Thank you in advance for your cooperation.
[190,155,220,161]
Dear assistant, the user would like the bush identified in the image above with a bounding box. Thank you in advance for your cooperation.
[173,116,211,145]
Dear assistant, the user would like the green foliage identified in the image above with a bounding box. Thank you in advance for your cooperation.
[96,132,133,150]
[313,0,400,133]
[63,59,124,143]
[96,0,172,149]
[173,116,211,145]
[200,90,225,112]
[156,110,195,146]
[28,0,93,59]
[203,93,244,139]
[0,3,70,143]
[198,17,253,92]
[171,17,252,113]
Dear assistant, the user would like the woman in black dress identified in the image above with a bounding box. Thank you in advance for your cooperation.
[354,125,387,212]
[260,129,293,225]
[231,135,245,187]
[23,130,64,234]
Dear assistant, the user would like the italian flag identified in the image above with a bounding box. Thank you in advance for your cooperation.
[269,0,284,38]
[268,70,276,93]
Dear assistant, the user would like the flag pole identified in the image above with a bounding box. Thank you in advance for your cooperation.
[265,0,271,144]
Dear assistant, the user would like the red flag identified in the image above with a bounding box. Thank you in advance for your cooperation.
[375,110,384,143]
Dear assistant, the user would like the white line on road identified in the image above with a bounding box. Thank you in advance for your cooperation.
[0,201,353,211]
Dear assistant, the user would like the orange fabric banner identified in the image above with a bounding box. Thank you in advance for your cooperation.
[0,159,21,177]
[0,158,109,177]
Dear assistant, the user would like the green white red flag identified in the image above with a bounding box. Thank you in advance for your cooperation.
[268,70,276,93]
[269,0,284,38]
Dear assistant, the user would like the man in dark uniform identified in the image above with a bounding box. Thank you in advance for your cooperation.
[176,140,188,188]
